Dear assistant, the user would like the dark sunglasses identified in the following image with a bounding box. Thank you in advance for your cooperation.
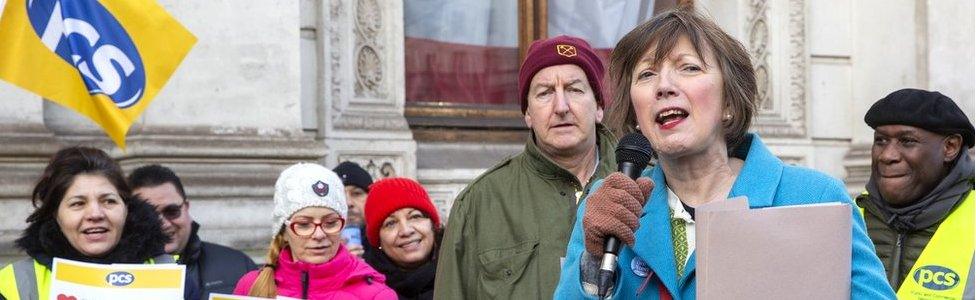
[158,201,187,220]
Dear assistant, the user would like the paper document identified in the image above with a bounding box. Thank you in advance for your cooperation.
[696,198,852,300]
[49,258,185,300]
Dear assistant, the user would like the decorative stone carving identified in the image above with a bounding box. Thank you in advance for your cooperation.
[354,0,383,98]
[329,0,346,123]
[319,0,416,178]
[338,155,401,180]
[355,0,380,38]
[355,45,382,96]
[750,0,807,137]
[786,0,807,135]
[748,0,772,110]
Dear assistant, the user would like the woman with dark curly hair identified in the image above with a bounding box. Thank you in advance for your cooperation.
[0,146,172,300]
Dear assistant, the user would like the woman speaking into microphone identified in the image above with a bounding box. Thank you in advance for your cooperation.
[554,7,894,299]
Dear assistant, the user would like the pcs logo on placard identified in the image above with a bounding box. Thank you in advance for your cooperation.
[26,0,146,108]
[913,265,959,291]
[106,271,135,287]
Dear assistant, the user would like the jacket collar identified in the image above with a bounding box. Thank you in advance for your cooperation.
[861,148,975,232]
[178,222,203,264]
[633,133,780,293]
[276,244,382,294]
[728,134,781,209]
[523,124,617,189]
[362,246,436,297]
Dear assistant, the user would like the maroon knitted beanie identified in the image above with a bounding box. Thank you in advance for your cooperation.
[518,35,605,113]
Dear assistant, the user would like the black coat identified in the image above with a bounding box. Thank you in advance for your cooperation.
[362,230,442,300]
[179,222,257,300]
[15,197,170,266]
[363,250,436,300]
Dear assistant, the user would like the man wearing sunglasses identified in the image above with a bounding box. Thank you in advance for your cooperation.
[129,165,258,300]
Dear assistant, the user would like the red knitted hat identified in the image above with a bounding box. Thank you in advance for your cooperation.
[518,35,606,113]
[364,177,441,247]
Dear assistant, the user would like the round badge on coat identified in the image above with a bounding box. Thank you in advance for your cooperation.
[631,257,650,278]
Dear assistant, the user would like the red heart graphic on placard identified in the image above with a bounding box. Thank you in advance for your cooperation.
[57,294,77,300]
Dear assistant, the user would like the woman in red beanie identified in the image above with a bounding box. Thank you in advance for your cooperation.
[363,177,442,300]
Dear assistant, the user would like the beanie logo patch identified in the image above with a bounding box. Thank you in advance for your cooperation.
[556,44,577,58]
[311,181,329,197]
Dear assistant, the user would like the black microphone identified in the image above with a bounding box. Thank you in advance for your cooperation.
[598,132,652,298]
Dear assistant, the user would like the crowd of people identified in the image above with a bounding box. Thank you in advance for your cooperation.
[0,6,972,300]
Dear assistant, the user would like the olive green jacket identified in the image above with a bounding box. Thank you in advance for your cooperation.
[433,125,617,299]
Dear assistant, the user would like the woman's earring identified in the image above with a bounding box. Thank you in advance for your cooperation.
[723,113,732,121]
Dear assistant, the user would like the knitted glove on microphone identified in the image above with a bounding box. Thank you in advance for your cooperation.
[582,172,654,257]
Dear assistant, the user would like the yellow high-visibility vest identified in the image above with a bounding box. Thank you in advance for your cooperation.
[895,191,974,299]
[0,259,49,300]
[0,255,174,300]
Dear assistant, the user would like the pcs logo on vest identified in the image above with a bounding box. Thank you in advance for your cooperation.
[27,0,147,108]
[913,265,959,290]
[105,271,135,286]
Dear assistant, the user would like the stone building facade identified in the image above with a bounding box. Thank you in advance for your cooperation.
[0,0,971,262]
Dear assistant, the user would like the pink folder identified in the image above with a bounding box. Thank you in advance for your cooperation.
[696,198,852,300]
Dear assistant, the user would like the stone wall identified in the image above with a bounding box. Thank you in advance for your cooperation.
[0,0,972,265]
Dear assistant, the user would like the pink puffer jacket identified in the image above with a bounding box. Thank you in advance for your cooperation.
[234,244,396,299]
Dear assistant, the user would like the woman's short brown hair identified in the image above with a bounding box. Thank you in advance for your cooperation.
[604,7,757,152]
[27,146,130,224]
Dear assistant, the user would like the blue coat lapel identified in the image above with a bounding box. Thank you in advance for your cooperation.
[632,167,679,295]
[631,134,786,297]
[682,251,697,286]
[730,134,783,209]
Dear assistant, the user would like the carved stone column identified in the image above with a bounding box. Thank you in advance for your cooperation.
[318,0,416,179]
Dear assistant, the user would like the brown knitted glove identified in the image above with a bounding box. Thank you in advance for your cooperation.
[582,172,654,257]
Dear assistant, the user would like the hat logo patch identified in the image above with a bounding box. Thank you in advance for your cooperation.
[312,181,329,197]
[556,44,577,57]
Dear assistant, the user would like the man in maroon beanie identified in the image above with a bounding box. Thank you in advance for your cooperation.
[435,35,618,299]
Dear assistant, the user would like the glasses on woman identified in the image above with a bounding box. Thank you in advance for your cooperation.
[158,201,187,220]
[286,217,345,237]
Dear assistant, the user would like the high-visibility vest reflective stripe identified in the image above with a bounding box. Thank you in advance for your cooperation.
[896,191,974,299]
[0,259,50,300]
[0,254,174,300]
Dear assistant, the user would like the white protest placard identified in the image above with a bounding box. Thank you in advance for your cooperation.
[49,258,185,300]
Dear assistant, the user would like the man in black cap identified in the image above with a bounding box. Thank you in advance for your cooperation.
[856,88,975,299]
[334,161,374,258]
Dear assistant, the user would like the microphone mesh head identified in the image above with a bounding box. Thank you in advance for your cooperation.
[615,132,652,165]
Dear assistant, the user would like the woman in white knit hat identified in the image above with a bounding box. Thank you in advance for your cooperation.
[233,163,396,299]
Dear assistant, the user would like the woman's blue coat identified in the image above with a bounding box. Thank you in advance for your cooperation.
[554,134,895,299]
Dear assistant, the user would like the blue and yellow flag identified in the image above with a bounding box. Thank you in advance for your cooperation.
[0,0,195,149]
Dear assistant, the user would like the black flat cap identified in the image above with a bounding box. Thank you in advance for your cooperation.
[333,161,373,191]
[865,88,974,147]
